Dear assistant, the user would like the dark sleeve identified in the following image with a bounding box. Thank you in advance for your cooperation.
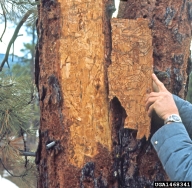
[151,123,192,182]
[173,94,192,139]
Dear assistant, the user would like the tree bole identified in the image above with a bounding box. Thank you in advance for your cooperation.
[36,0,192,187]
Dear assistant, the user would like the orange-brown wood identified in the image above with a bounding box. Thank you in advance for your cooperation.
[58,0,111,168]
[108,18,153,139]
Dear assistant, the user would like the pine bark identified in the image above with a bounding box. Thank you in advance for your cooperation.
[113,0,192,186]
[36,0,114,187]
[119,0,192,97]
[36,0,192,187]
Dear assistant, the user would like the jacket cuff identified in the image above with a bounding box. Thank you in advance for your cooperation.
[151,123,191,166]
[151,123,192,181]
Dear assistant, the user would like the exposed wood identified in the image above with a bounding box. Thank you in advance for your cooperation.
[108,18,153,139]
[119,0,192,98]
[109,0,192,186]
[108,19,168,187]
[36,0,114,187]
[58,0,112,168]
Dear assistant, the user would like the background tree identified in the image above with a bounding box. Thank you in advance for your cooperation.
[0,0,39,187]
[0,69,37,188]
[19,23,36,79]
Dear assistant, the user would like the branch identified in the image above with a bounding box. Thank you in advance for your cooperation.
[20,128,28,168]
[12,42,14,62]
[0,9,33,71]
[19,150,36,157]
[0,3,7,42]
[27,0,40,6]
[0,131,6,143]
[0,158,28,177]
[27,92,35,105]
[0,83,14,87]
[11,0,40,6]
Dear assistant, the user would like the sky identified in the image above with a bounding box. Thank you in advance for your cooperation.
[0,22,32,57]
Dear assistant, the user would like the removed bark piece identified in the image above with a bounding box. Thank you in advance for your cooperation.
[108,18,153,139]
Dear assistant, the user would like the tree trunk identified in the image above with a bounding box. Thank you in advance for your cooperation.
[119,0,192,97]
[36,0,115,187]
[35,0,192,188]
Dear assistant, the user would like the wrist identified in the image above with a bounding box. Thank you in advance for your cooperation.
[163,112,179,121]
[164,114,182,124]
[166,121,174,124]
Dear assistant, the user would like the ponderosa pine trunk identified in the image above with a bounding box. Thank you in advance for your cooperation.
[35,0,192,187]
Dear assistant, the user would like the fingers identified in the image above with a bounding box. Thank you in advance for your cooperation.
[147,103,154,117]
[152,81,159,92]
[152,73,167,92]
[145,96,158,111]
[145,92,160,102]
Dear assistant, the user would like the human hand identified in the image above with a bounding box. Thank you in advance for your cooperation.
[145,74,179,121]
